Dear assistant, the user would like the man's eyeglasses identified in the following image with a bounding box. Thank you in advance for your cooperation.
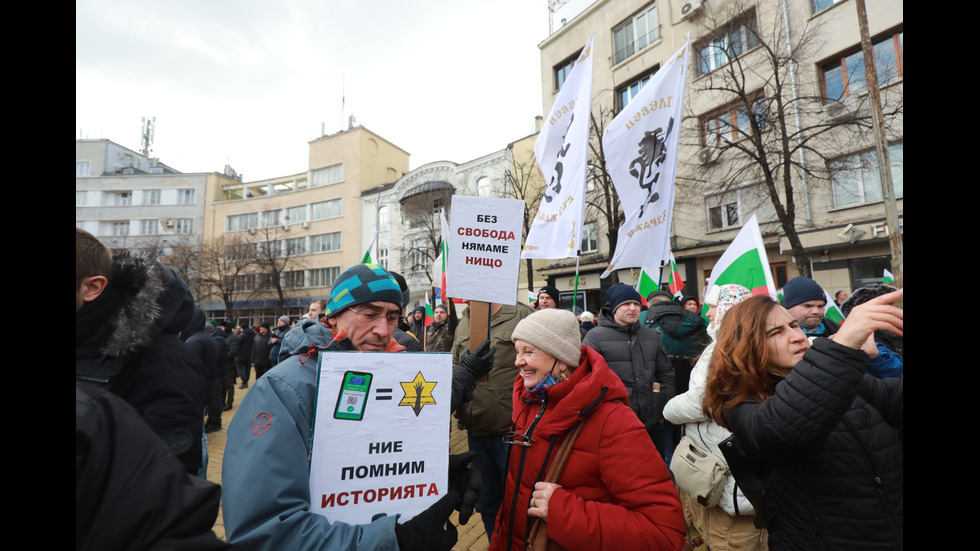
[348,307,401,327]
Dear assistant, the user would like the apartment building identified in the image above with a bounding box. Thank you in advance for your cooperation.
[202,126,409,326]
[538,0,903,304]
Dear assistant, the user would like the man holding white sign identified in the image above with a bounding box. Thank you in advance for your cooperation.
[222,263,482,551]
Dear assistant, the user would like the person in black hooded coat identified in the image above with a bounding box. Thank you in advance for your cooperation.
[76,249,209,474]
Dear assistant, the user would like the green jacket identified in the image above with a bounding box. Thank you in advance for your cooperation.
[452,302,534,436]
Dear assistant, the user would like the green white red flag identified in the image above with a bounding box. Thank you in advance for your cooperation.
[424,292,434,326]
[823,290,846,322]
[666,251,684,298]
[883,269,895,286]
[704,214,778,299]
[361,228,378,264]
[635,267,659,306]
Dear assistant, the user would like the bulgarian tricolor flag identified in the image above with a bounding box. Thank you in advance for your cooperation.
[362,227,379,264]
[432,207,465,304]
[823,290,846,323]
[883,269,895,286]
[705,214,778,300]
[424,292,434,326]
[635,267,659,307]
[666,251,684,298]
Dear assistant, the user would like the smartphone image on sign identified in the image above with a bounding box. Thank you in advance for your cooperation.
[334,371,373,421]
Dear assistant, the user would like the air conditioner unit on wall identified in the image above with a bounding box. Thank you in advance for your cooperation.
[164,218,175,228]
[698,146,721,165]
[680,0,703,21]
[301,221,310,229]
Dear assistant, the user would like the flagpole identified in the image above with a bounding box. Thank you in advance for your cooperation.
[573,254,581,311]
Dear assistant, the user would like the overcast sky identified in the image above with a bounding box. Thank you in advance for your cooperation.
[76,0,585,181]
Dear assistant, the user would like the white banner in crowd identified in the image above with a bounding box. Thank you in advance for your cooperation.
[447,195,525,304]
[601,38,690,278]
[309,352,451,525]
[522,34,594,260]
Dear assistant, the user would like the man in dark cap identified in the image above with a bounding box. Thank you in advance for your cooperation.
[222,263,481,551]
[583,283,676,460]
[781,276,840,337]
[533,285,562,310]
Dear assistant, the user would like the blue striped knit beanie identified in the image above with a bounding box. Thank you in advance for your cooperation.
[323,263,403,318]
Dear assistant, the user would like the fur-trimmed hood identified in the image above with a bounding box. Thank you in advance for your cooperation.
[77,252,195,360]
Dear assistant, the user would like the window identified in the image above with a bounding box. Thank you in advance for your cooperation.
[235,274,255,292]
[311,199,342,220]
[706,192,740,231]
[408,238,427,272]
[830,143,903,208]
[142,190,161,205]
[702,97,767,146]
[174,218,194,234]
[378,206,390,230]
[477,176,493,198]
[140,219,159,235]
[283,271,305,289]
[812,0,845,14]
[177,189,196,204]
[76,161,92,177]
[258,240,283,257]
[260,210,280,228]
[76,191,87,206]
[227,212,258,232]
[111,221,130,236]
[581,222,598,253]
[105,191,132,206]
[286,205,307,224]
[615,67,658,112]
[613,3,660,65]
[309,267,341,288]
[554,54,576,91]
[286,237,306,255]
[821,30,903,104]
[311,163,344,186]
[377,247,389,268]
[310,232,342,253]
[770,262,788,289]
[697,12,759,74]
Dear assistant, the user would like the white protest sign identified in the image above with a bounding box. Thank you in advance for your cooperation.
[309,351,451,525]
[447,195,524,304]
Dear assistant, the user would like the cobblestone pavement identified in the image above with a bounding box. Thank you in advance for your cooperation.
[204,374,490,551]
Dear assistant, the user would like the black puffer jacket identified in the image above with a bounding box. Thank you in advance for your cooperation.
[582,307,675,428]
[76,383,229,551]
[76,253,208,474]
[723,338,903,550]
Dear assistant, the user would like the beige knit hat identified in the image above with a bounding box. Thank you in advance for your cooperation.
[511,308,582,368]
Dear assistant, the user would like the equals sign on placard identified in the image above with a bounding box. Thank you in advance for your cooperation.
[375,388,393,400]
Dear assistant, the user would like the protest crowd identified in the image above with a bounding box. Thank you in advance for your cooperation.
[77,222,903,551]
[76,25,901,551]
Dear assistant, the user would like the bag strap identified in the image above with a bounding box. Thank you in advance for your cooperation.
[526,419,586,551]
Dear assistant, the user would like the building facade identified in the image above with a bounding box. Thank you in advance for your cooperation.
[75,139,239,301]
[539,0,903,306]
[201,126,409,326]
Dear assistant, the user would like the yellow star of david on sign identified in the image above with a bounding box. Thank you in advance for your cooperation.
[399,371,437,417]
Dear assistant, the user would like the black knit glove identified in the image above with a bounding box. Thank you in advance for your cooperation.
[459,339,495,379]
[449,451,481,525]
[394,491,459,551]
